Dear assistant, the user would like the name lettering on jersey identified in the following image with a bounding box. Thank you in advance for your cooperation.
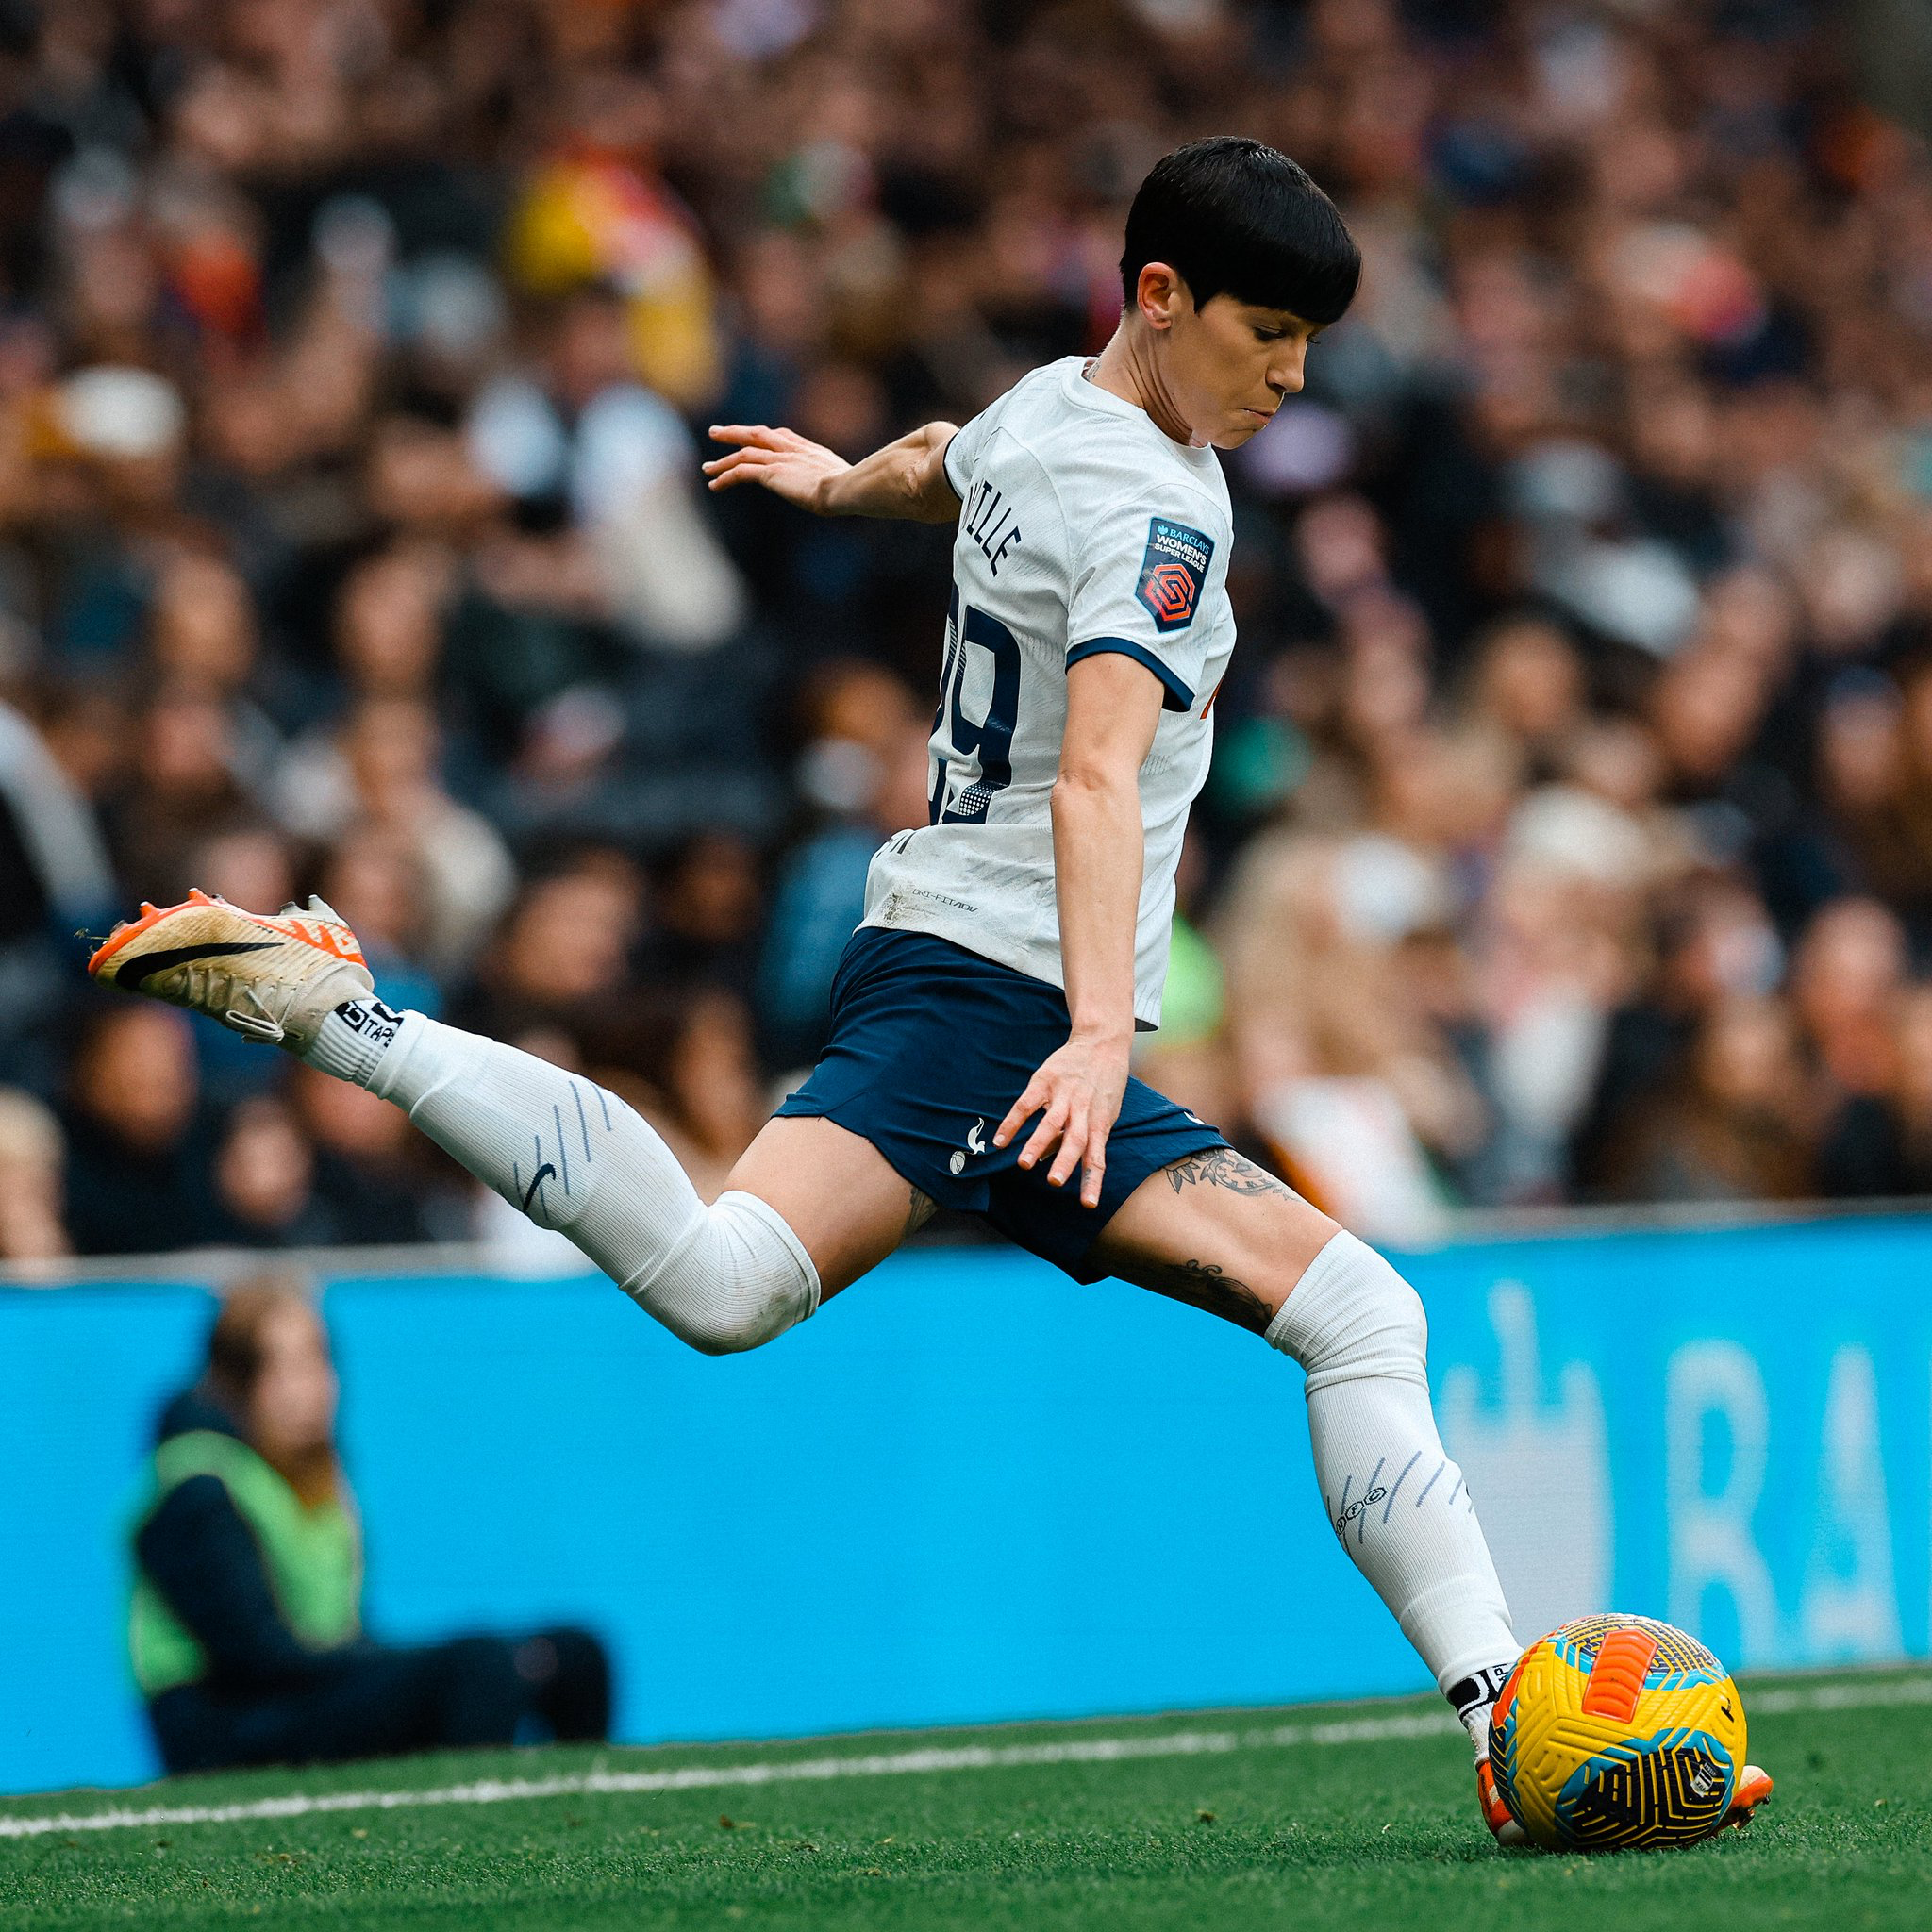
[1135,516,1214,632]
[964,480,1024,575]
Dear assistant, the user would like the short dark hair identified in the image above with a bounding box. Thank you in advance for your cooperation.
[1120,137,1360,325]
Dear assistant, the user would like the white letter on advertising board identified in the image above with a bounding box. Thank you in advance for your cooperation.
[1666,1341,1779,1661]
[1440,1281,1612,1638]
[1799,1346,1901,1661]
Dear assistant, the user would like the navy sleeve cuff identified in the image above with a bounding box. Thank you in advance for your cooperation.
[941,430,968,503]
[1066,637,1195,713]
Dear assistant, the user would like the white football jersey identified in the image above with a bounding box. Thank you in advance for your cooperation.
[860,356,1236,1027]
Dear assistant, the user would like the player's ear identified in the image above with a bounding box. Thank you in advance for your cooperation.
[1134,261,1190,331]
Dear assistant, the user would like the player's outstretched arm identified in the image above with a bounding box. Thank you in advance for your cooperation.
[993,652,1163,1207]
[702,421,961,524]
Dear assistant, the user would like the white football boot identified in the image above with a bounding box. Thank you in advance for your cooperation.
[87,889,374,1050]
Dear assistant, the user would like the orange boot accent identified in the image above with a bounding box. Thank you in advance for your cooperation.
[1724,1763,1773,1830]
[1476,1759,1525,1846]
[86,891,217,975]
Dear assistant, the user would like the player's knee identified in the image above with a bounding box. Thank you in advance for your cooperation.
[1375,1274,1429,1374]
[667,1290,795,1357]
[1274,1230,1429,1391]
[629,1191,819,1357]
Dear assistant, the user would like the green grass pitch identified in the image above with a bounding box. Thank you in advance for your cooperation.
[4,1674,1928,1931]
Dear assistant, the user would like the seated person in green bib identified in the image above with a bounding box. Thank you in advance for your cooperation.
[130,1276,611,1774]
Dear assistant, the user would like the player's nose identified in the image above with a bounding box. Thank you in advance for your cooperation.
[1269,341,1308,396]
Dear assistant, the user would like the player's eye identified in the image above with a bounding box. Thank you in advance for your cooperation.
[1254,327,1283,342]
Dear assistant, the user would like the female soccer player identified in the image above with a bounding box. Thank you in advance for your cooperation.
[89,137,1765,1838]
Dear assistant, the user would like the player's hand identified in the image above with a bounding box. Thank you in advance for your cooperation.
[993,1032,1131,1209]
[703,425,850,515]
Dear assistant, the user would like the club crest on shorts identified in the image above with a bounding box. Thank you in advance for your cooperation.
[1135,516,1213,632]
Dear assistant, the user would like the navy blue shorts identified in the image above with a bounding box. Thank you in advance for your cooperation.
[775,927,1227,1281]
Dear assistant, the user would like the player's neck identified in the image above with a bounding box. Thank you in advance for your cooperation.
[1086,325,1199,448]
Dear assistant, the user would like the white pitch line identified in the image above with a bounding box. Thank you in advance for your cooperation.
[1748,1675,1932,1715]
[3,1675,1927,1841]
[0,1717,1448,1840]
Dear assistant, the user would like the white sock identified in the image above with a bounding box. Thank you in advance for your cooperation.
[303,996,411,1086]
[1268,1231,1518,1740]
[301,1001,818,1353]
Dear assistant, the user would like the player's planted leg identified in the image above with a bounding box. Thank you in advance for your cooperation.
[1264,1227,1524,1841]
[1096,1156,1524,1840]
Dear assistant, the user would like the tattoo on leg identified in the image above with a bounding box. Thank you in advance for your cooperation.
[904,1186,938,1238]
[1151,1257,1275,1335]
[1162,1146,1291,1199]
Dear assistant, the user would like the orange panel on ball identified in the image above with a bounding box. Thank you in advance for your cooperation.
[1579,1627,1659,1724]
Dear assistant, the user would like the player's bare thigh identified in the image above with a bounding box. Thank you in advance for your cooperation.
[726,1114,934,1301]
[1088,1145,1341,1333]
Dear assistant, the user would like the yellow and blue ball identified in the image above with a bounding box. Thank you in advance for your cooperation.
[1488,1614,1745,1851]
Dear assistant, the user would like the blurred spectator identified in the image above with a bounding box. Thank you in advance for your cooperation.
[61,1004,214,1255]
[0,692,115,1079]
[1459,617,1589,783]
[0,694,115,941]
[278,694,516,975]
[0,1086,69,1260]
[1791,897,1907,1102]
[468,283,746,651]
[760,668,930,1065]
[1572,876,1785,1195]
[99,683,259,907]
[310,831,443,1020]
[1820,986,1932,1197]
[289,1065,446,1246]
[1606,995,1815,1203]
[131,1278,611,1773]
[584,985,767,1201]
[504,71,722,407]
[453,852,644,1046]
[642,829,765,999]
[211,1096,337,1248]
[1218,829,1480,1242]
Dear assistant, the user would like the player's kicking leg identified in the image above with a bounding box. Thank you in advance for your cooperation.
[86,893,915,1346]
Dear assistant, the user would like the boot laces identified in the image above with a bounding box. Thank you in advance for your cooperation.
[173,959,291,1043]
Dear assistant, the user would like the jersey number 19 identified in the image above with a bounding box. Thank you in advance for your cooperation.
[930,584,1021,824]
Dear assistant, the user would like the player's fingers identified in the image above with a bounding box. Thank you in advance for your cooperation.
[1079,1124,1109,1208]
[994,1081,1048,1148]
[707,424,778,448]
[1018,1105,1066,1170]
[1018,1097,1069,1170]
[1047,1104,1089,1188]
[704,450,808,493]
[702,441,790,471]
[699,445,767,476]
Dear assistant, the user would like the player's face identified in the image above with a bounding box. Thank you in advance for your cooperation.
[1170,293,1323,449]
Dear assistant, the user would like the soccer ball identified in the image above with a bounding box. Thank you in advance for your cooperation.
[1487,1613,1746,1851]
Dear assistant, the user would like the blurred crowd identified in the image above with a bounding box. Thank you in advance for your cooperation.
[5,0,1932,1257]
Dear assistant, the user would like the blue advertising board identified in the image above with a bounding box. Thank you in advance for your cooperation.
[2,1212,1927,1795]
